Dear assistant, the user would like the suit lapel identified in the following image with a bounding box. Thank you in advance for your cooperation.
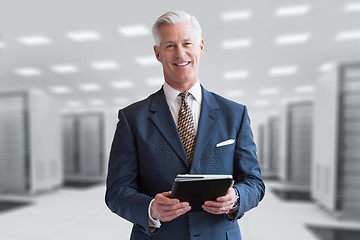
[192,86,220,164]
[149,88,189,167]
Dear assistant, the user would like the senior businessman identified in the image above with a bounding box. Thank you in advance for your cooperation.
[105,10,265,240]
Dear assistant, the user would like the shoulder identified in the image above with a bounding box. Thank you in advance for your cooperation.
[119,89,162,118]
[123,98,149,114]
[203,87,246,112]
[203,88,252,129]
[212,92,244,108]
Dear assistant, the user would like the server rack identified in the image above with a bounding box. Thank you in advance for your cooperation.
[263,116,281,179]
[279,101,313,190]
[313,63,360,219]
[62,112,106,182]
[0,90,62,194]
[257,124,265,168]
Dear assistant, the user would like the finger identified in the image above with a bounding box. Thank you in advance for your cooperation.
[158,201,190,212]
[160,205,191,222]
[160,203,191,216]
[161,191,172,198]
[202,199,234,214]
[152,191,193,221]
[203,200,220,207]
[151,192,182,220]
[202,204,219,214]
[203,202,233,210]
[203,200,231,208]
[217,188,236,202]
[202,204,231,215]
[155,193,179,205]
[216,194,232,202]
[157,203,191,222]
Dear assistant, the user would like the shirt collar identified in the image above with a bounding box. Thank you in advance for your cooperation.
[163,80,202,106]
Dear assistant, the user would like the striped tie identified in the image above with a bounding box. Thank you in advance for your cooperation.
[178,92,196,165]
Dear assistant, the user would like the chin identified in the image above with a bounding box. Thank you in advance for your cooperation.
[177,78,194,84]
[177,74,196,82]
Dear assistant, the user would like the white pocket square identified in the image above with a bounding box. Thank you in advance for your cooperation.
[216,139,235,147]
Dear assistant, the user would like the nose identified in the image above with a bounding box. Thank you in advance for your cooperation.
[175,45,186,58]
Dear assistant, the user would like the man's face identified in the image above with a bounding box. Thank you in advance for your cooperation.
[154,20,204,90]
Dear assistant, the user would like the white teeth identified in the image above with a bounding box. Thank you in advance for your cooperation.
[175,62,190,66]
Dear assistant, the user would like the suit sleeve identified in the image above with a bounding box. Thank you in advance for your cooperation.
[105,109,154,236]
[232,105,265,220]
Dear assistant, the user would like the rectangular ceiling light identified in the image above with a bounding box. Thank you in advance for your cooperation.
[295,85,315,93]
[135,56,158,66]
[51,64,79,74]
[269,65,299,76]
[66,30,101,42]
[335,30,360,41]
[275,5,311,17]
[118,24,150,37]
[17,35,52,46]
[258,88,280,95]
[49,86,72,94]
[111,80,134,89]
[253,99,270,107]
[113,97,130,105]
[146,77,163,86]
[91,60,119,70]
[14,67,42,77]
[221,10,252,21]
[344,2,360,12]
[318,62,335,72]
[275,33,310,45]
[223,70,249,80]
[222,38,252,49]
[79,83,102,92]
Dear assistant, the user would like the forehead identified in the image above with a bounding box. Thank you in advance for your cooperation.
[158,20,197,42]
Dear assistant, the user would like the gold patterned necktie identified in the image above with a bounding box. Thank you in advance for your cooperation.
[178,92,196,165]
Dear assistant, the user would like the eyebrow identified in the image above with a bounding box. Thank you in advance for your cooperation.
[163,39,193,44]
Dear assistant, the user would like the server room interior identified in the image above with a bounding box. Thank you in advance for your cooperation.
[1,1,360,239]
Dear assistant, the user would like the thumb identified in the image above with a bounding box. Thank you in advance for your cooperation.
[162,191,172,198]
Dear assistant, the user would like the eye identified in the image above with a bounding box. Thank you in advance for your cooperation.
[166,44,175,49]
[185,42,193,46]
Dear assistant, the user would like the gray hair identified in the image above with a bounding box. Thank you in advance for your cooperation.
[152,10,202,46]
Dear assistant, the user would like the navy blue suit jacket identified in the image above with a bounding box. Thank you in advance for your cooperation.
[105,86,265,240]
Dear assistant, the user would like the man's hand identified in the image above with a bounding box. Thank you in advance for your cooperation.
[202,187,237,214]
[150,191,191,222]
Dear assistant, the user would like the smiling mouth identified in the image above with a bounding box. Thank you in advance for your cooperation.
[173,62,191,66]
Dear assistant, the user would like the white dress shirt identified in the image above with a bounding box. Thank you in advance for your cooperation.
[163,80,202,134]
[148,80,202,229]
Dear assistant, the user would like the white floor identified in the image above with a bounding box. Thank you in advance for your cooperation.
[0,181,359,240]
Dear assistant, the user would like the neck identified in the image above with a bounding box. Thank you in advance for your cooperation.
[164,79,198,93]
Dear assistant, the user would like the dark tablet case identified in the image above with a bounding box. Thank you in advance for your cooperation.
[170,176,234,212]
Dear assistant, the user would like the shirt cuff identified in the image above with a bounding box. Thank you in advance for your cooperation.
[148,199,161,229]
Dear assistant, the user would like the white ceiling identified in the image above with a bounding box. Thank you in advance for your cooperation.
[1,0,360,119]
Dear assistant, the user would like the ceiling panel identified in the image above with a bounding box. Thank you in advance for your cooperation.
[1,0,360,117]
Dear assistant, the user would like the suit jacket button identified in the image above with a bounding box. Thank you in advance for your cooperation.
[185,234,190,240]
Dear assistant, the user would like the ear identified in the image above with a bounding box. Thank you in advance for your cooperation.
[154,45,161,62]
[200,39,204,56]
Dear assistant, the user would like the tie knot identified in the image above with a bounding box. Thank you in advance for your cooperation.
[179,92,190,101]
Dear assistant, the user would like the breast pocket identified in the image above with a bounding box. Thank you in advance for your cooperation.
[215,143,235,154]
[215,143,235,173]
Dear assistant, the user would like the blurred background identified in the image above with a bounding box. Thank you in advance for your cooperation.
[1,0,360,239]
